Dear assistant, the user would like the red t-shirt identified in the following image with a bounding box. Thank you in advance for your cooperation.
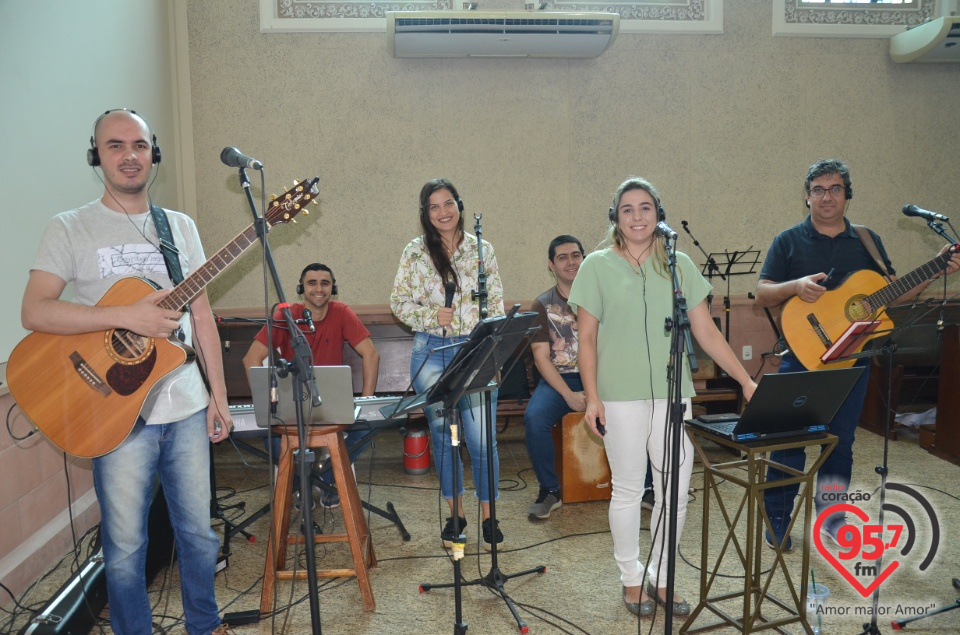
[253,301,370,365]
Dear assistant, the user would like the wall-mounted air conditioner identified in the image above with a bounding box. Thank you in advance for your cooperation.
[386,11,620,59]
[890,16,960,63]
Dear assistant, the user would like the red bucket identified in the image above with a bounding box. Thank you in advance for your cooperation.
[403,428,431,475]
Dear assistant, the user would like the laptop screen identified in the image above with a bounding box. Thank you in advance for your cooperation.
[249,365,357,428]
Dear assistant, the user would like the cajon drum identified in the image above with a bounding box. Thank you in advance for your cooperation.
[551,412,612,503]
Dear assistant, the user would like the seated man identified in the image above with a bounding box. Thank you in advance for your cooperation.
[243,263,379,509]
[525,236,587,519]
[525,236,654,519]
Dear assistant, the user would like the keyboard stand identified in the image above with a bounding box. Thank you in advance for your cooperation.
[681,429,837,635]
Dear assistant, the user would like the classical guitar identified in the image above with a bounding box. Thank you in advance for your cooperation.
[8,178,319,458]
[780,245,957,371]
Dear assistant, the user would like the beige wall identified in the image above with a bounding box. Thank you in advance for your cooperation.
[186,0,960,312]
[0,0,181,604]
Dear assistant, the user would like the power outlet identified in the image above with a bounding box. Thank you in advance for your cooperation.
[742,345,753,361]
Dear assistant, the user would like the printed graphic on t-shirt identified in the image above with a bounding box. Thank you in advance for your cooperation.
[98,244,167,279]
[545,301,578,372]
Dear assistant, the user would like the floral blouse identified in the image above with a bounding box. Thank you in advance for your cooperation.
[390,232,505,337]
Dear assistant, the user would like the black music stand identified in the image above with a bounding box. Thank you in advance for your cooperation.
[391,307,542,634]
[834,301,960,635]
[702,248,761,342]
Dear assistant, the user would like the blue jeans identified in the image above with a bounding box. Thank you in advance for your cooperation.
[93,411,221,635]
[524,375,652,493]
[524,375,582,492]
[763,354,870,523]
[411,332,499,502]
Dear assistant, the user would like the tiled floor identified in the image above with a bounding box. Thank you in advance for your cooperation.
[6,421,960,634]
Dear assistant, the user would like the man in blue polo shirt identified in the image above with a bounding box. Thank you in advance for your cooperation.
[754,159,959,552]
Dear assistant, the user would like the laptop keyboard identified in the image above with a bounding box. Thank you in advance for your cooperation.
[696,413,739,423]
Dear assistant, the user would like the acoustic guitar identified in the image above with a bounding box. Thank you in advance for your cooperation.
[8,178,319,457]
[780,245,956,371]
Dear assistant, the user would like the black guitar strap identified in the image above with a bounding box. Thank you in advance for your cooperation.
[852,224,895,282]
[149,203,184,285]
[148,204,212,393]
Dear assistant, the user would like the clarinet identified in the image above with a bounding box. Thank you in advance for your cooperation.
[471,213,488,320]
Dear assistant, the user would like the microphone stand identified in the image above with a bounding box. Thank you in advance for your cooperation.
[237,167,324,635]
[663,232,697,634]
[681,221,725,316]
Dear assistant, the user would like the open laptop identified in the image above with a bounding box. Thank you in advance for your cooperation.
[249,365,359,428]
[685,367,864,442]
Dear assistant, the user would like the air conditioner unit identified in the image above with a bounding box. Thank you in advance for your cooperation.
[386,11,620,59]
[890,16,960,63]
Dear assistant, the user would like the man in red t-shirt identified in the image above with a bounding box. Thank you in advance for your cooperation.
[243,263,379,508]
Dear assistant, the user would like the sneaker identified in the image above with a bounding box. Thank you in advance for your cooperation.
[528,489,562,519]
[441,516,467,549]
[820,515,846,548]
[764,516,793,552]
[482,518,504,551]
[320,488,340,509]
[641,488,655,511]
[292,489,316,512]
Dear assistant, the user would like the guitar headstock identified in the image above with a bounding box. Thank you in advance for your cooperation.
[265,177,320,226]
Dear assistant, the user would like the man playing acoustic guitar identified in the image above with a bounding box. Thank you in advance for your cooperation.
[754,159,960,552]
[18,110,232,635]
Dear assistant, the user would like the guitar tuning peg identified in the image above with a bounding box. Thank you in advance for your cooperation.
[270,194,277,201]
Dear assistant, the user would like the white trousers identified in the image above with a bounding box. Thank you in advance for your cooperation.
[602,398,693,588]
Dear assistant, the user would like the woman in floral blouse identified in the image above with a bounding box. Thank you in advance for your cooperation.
[390,178,506,551]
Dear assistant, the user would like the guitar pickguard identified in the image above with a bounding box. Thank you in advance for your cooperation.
[106,347,158,396]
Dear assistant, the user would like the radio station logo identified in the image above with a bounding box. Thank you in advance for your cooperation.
[813,482,939,597]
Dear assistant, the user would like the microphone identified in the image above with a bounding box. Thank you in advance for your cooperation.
[220,146,263,171]
[655,221,678,240]
[444,279,457,309]
[302,308,315,333]
[902,204,949,222]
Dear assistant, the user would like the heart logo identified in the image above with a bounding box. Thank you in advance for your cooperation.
[814,503,899,597]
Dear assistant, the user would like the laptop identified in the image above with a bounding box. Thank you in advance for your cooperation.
[685,367,864,442]
[249,365,359,428]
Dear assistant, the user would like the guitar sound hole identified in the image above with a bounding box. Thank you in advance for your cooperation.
[847,298,874,322]
[106,329,155,365]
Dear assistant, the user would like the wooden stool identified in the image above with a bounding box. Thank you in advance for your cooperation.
[260,425,377,613]
[551,412,612,503]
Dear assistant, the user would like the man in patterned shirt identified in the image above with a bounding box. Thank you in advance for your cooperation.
[525,236,587,519]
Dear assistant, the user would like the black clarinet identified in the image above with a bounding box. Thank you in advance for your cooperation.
[471,213,488,320]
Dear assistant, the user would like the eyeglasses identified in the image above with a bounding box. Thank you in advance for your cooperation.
[807,185,845,198]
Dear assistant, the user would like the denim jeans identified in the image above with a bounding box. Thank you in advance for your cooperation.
[93,410,220,635]
[763,354,871,524]
[524,375,582,492]
[411,332,499,502]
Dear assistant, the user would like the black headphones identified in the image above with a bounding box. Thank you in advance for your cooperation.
[87,109,161,167]
[297,264,338,296]
[609,196,665,223]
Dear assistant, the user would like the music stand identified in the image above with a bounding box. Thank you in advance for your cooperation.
[702,248,761,342]
[391,307,542,634]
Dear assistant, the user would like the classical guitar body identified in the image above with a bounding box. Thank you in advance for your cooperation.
[780,269,893,371]
[8,277,191,458]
